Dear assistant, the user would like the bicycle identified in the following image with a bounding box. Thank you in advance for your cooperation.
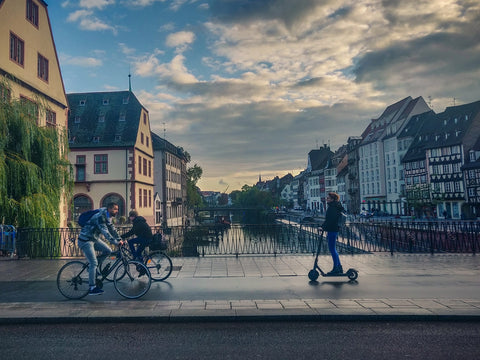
[57,243,151,299]
[100,242,173,282]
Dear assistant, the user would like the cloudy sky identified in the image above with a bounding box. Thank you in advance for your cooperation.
[50,0,480,191]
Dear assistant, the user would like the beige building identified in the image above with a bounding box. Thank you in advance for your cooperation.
[67,91,155,225]
[0,0,69,226]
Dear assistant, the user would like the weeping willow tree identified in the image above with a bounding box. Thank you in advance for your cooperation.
[0,84,72,228]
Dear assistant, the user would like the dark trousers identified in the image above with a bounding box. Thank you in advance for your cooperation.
[128,237,150,261]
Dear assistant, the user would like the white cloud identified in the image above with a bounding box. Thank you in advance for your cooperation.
[66,10,117,34]
[60,53,103,67]
[166,31,196,53]
[79,0,115,9]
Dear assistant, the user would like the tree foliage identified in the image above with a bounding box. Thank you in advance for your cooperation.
[186,163,203,208]
[0,90,72,228]
[232,185,278,209]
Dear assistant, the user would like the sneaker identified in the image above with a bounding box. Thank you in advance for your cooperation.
[327,266,343,275]
[88,287,104,296]
[135,264,147,277]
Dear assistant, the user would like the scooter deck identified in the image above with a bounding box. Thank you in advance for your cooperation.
[321,272,349,277]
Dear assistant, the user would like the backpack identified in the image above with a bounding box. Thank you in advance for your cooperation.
[78,209,100,227]
[338,211,347,228]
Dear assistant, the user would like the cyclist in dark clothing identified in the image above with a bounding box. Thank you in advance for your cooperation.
[121,210,153,261]
[320,192,345,275]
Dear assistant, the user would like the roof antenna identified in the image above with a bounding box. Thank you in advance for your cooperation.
[128,66,132,92]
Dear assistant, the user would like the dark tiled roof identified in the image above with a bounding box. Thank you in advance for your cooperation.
[402,100,480,162]
[151,132,186,158]
[308,147,333,171]
[398,110,436,139]
[361,96,413,145]
[67,91,145,148]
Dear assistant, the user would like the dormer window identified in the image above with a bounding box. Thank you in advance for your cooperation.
[79,99,86,106]
[119,112,126,121]
[123,96,129,104]
[103,99,109,105]
[74,115,81,123]
[98,114,105,122]
[92,136,100,143]
[470,150,476,162]
[465,115,469,121]
[115,135,122,142]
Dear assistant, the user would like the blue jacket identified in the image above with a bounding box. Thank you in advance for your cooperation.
[78,207,120,244]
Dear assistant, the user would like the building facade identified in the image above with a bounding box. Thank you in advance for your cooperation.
[151,132,188,227]
[359,96,430,214]
[67,91,155,224]
[0,0,69,225]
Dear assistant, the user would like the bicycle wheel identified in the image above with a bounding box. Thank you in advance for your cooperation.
[57,261,90,299]
[146,251,173,281]
[113,260,151,299]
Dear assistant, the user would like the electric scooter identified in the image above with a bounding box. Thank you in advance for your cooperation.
[308,230,358,282]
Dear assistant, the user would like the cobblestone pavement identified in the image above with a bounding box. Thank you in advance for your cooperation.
[0,253,479,323]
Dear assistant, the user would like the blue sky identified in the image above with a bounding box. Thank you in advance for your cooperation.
[48,0,480,192]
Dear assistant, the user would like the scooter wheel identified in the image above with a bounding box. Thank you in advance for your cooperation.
[308,269,319,281]
[347,269,358,281]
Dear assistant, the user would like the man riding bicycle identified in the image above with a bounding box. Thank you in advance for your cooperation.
[77,202,123,295]
[121,210,153,262]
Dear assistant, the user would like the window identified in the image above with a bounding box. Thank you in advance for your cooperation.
[138,156,142,174]
[148,160,151,177]
[119,112,126,121]
[74,115,81,123]
[115,135,122,142]
[92,136,100,143]
[470,151,476,162]
[37,54,49,82]
[141,132,144,145]
[94,154,108,174]
[79,99,86,106]
[76,155,86,181]
[98,114,105,122]
[0,84,11,102]
[103,99,109,105]
[143,189,148,208]
[146,136,149,147]
[20,96,38,123]
[143,113,147,124]
[10,32,24,66]
[454,181,462,192]
[123,96,129,104]
[26,0,39,27]
[139,189,142,207]
[445,182,452,192]
[143,158,147,176]
[46,110,56,127]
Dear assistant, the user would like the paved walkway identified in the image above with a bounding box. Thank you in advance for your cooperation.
[0,253,479,323]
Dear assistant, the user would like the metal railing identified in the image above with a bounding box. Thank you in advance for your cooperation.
[12,220,480,259]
